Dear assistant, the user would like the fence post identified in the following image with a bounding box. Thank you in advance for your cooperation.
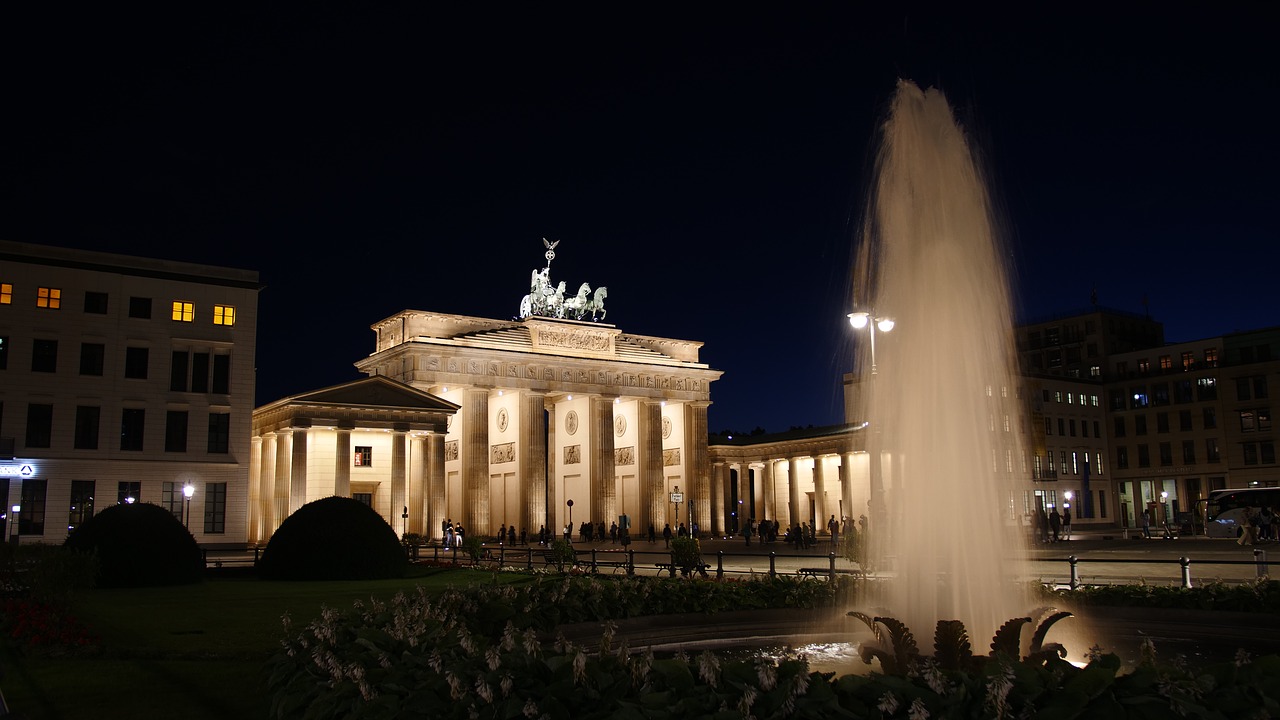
[1179,556,1192,589]
[499,544,505,567]
[627,549,635,576]
[769,551,776,578]
[717,551,724,579]
[527,547,533,571]
[591,547,598,574]
[254,546,260,566]
[1068,555,1080,590]
[828,552,837,581]
[1255,548,1269,579]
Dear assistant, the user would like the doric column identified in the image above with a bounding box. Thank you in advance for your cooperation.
[814,455,829,534]
[259,432,277,539]
[684,402,710,536]
[335,428,352,497]
[788,456,803,529]
[712,462,729,534]
[761,459,776,522]
[462,388,490,535]
[390,429,407,536]
[545,400,557,533]
[290,428,309,515]
[409,434,428,535]
[590,396,617,528]
[248,436,263,544]
[638,399,663,536]
[840,452,856,524]
[520,391,547,536]
[738,463,753,525]
[427,432,446,542]
[274,431,292,524]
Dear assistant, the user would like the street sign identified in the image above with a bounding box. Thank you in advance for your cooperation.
[670,492,683,503]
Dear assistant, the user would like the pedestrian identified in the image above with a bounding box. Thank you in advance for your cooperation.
[648,522,656,543]
[1237,508,1259,546]
[1062,508,1072,541]
[538,525,547,544]
[455,525,465,547]
[1048,508,1062,542]
[744,519,753,546]
[1141,508,1152,539]
[828,514,840,548]
[499,523,506,544]
[663,523,673,547]
[563,523,571,541]
[445,525,455,547]
[610,521,618,544]
[1038,508,1051,543]
[508,525,516,546]
[597,521,607,542]
[678,522,688,538]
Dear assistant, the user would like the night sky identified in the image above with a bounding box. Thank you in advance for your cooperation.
[4,5,1276,435]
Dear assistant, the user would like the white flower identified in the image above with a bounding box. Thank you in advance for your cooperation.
[907,697,931,720]
[877,692,900,715]
[755,658,777,691]
[697,651,721,688]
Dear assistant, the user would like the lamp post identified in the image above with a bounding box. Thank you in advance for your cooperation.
[848,310,894,540]
[9,505,19,546]
[182,484,195,528]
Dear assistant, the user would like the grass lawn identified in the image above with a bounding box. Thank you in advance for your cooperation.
[1,566,534,720]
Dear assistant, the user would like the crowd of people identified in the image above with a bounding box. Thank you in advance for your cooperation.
[1236,506,1276,546]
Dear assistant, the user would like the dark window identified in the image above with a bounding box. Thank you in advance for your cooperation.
[212,354,230,394]
[84,291,108,314]
[1203,407,1217,429]
[203,482,227,534]
[1137,445,1150,468]
[80,343,105,376]
[1182,440,1196,464]
[1175,380,1193,403]
[117,481,141,505]
[1206,439,1221,463]
[1151,382,1169,406]
[1044,417,1052,436]
[69,480,95,531]
[207,412,230,454]
[161,482,183,519]
[1134,415,1147,436]
[25,403,53,448]
[1159,442,1173,466]
[0,336,7,370]
[1157,412,1169,434]
[1057,418,1065,436]
[1263,442,1276,465]
[74,406,100,450]
[1179,410,1193,432]
[165,411,188,452]
[120,409,145,451]
[1068,419,1076,437]
[124,347,149,379]
[18,479,47,535]
[354,445,373,467]
[1116,446,1129,470]
[1260,409,1273,432]
[1098,490,1108,519]
[170,351,189,391]
[1093,421,1101,438]
[1256,377,1270,399]
[353,492,373,506]
[1237,377,1252,401]
[32,339,57,373]
[128,296,152,319]
[1113,417,1125,438]
[1243,443,1259,465]
[191,352,209,393]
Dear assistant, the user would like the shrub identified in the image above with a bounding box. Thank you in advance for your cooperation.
[63,503,203,588]
[258,496,406,581]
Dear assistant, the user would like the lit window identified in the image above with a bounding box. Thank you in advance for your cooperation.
[1159,355,1172,370]
[355,446,373,467]
[213,305,235,326]
[172,301,194,322]
[37,287,61,309]
[0,283,11,304]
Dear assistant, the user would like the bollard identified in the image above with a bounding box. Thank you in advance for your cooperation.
[254,546,260,566]
[828,552,837,581]
[717,551,724,579]
[769,551,777,578]
[499,545,505,567]
[591,548,598,574]
[1179,557,1192,589]
[1256,548,1269,579]
[1068,555,1080,590]
[527,548,534,571]
[627,549,635,576]
[433,544,439,562]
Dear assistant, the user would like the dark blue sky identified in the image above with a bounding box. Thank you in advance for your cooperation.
[4,5,1276,434]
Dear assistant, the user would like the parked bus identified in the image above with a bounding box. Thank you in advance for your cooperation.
[1202,487,1280,538]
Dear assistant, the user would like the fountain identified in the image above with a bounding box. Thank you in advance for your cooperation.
[852,79,1033,647]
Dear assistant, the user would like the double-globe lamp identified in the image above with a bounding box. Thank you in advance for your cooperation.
[847,311,895,375]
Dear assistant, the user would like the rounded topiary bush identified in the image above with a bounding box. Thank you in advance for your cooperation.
[63,502,203,588]
[258,496,406,581]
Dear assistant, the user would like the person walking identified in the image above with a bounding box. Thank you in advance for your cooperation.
[1062,508,1072,541]
[828,515,840,549]
[663,523,673,547]
[1048,508,1062,543]
[609,521,618,544]
[744,519,754,546]
[648,522,656,543]
[1141,508,1152,539]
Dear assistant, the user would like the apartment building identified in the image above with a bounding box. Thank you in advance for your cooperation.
[0,241,259,547]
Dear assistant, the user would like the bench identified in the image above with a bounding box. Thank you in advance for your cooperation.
[655,562,710,578]
[797,567,864,580]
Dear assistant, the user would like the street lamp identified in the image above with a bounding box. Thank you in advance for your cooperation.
[847,311,895,375]
[848,310,895,542]
[182,484,195,528]
[9,505,19,546]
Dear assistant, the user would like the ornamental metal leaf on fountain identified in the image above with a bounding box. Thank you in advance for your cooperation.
[518,238,608,322]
